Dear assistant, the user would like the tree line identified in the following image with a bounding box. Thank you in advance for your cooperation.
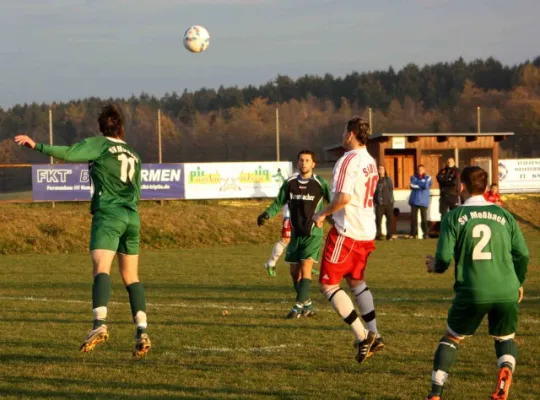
[1,55,539,168]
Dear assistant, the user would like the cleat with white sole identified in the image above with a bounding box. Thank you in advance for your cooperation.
[80,325,109,353]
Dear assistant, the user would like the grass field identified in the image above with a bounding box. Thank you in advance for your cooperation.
[1,232,539,399]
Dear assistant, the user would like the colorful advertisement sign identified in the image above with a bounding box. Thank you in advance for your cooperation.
[183,162,294,199]
[32,164,184,201]
[498,159,540,193]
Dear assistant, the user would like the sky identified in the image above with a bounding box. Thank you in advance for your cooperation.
[0,0,539,108]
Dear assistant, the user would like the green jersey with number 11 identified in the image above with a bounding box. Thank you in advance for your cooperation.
[434,196,529,304]
[36,136,141,214]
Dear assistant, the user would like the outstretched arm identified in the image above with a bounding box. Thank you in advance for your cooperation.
[15,135,103,162]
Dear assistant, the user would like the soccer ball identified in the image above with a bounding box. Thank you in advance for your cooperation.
[183,25,210,53]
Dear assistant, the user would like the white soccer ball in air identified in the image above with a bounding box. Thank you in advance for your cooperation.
[183,25,210,53]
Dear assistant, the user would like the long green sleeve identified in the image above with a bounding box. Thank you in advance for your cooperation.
[510,216,529,285]
[36,137,106,162]
[322,177,332,204]
[265,181,288,218]
[434,214,456,273]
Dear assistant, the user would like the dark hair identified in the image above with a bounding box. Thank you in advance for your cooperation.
[417,164,425,169]
[297,150,316,163]
[346,116,370,145]
[98,104,124,137]
[491,183,498,188]
[461,166,488,195]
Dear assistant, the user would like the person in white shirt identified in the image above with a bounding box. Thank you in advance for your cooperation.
[313,116,384,364]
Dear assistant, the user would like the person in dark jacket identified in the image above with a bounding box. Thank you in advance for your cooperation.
[408,165,432,239]
[436,157,460,217]
[374,165,394,240]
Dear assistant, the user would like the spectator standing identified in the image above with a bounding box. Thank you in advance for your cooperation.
[374,165,394,240]
[408,165,432,239]
[436,157,460,217]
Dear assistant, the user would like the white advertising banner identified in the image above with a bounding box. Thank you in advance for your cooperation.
[183,162,294,199]
[498,159,540,194]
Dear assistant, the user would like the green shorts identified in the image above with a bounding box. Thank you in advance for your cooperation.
[447,299,519,338]
[90,208,140,255]
[285,235,322,264]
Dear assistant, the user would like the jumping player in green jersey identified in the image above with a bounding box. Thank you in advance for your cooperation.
[258,150,331,319]
[424,166,529,400]
[15,104,151,360]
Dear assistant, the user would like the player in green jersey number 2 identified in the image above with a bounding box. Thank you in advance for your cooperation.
[14,104,151,360]
[258,150,331,319]
[424,166,529,400]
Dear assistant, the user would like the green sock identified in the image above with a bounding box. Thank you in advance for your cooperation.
[293,281,299,294]
[430,337,459,396]
[92,273,111,329]
[296,278,312,304]
[495,339,518,372]
[92,273,111,308]
[126,282,147,338]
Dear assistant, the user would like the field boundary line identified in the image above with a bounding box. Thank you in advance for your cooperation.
[1,296,538,324]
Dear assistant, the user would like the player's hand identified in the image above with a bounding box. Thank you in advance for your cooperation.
[425,255,435,273]
[257,212,269,227]
[518,287,524,303]
[312,212,326,228]
[14,135,36,149]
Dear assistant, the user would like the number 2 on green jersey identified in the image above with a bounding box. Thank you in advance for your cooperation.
[472,224,492,260]
[117,154,137,183]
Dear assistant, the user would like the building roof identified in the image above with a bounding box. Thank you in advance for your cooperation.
[323,132,514,152]
[370,132,514,140]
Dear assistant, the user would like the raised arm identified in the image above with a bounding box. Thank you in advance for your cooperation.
[15,134,104,162]
[36,138,104,162]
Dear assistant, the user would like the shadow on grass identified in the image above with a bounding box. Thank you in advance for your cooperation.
[0,375,316,400]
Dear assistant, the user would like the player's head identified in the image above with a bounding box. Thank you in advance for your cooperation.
[460,166,488,197]
[343,116,370,149]
[297,150,316,176]
[490,183,499,193]
[98,104,125,139]
[447,157,455,168]
[378,165,386,177]
[417,164,426,175]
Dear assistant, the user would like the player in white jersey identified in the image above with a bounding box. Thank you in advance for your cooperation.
[264,204,292,277]
[313,116,384,364]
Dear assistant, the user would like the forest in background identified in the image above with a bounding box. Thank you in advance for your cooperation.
[1,55,539,167]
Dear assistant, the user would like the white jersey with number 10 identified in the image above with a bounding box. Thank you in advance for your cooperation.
[331,147,378,241]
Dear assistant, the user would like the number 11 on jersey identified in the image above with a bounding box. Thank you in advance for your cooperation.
[117,154,137,183]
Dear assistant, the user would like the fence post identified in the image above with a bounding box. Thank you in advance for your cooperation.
[49,108,55,209]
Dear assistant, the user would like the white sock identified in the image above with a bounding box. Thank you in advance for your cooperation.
[267,240,287,267]
[323,287,367,342]
[351,281,377,333]
[134,311,148,329]
[93,306,107,321]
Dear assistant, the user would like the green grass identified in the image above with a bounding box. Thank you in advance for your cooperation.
[0,234,539,399]
[1,195,539,255]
